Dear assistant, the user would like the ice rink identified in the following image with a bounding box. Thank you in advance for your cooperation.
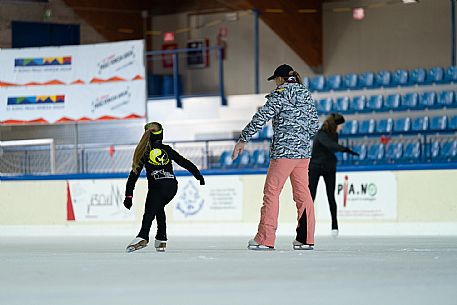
[0,236,456,305]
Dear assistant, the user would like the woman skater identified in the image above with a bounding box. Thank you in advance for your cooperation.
[303,113,359,236]
[232,64,319,250]
[123,122,205,252]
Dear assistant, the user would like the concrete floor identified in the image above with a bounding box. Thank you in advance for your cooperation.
[0,236,456,305]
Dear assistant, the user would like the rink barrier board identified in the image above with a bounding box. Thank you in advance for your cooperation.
[1,167,457,230]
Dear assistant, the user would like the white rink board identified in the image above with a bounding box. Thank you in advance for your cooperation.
[173,175,243,221]
[315,171,397,220]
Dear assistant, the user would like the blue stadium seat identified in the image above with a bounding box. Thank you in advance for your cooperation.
[386,143,403,160]
[317,98,333,113]
[392,69,408,87]
[352,144,367,160]
[374,70,391,88]
[444,66,457,83]
[219,151,233,168]
[437,90,455,107]
[334,97,349,113]
[411,116,429,132]
[309,75,325,92]
[376,118,393,133]
[418,91,437,109]
[430,115,448,131]
[232,150,250,168]
[264,124,273,139]
[441,140,457,160]
[393,117,411,132]
[384,94,400,111]
[250,149,269,168]
[358,119,375,134]
[408,68,426,86]
[341,120,358,135]
[367,144,385,161]
[431,141,440,159]
[350,96,366,112]
[403,142,421,161]
[449,116,457,130]
[426,67,445,84]
[325,75,342,91]
[401,92,418,109]
[366,95,383,112]
[358,72,374,89]
[343,73,358,90]
[302,76,310,88]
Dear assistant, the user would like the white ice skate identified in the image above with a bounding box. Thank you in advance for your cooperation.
[247,239,274,251]
[292,240,314,250]
[331,229,339,238]
[154,239,167,252]
[126,237,148,253]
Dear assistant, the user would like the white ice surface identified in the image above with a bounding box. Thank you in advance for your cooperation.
[0,236,456,305]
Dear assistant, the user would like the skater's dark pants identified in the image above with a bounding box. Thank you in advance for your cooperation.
[137,180,178,241]
[308,163,338,230]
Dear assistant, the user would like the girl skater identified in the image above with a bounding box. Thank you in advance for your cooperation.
[232,64,319,250]
[303,113,359,236]
[123,122,205,252]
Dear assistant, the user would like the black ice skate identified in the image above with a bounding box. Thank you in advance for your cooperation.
[292,240,314,250]
[126,237,148,253]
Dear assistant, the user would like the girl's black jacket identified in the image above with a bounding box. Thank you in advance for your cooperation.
[310,129,357,171]
[125,142,204,196]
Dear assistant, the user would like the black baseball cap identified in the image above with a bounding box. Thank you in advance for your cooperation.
[267,64,294,81]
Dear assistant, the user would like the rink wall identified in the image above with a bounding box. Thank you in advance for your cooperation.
[1,167,457,236]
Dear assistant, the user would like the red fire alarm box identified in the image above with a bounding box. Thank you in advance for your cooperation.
[161,43,177,68]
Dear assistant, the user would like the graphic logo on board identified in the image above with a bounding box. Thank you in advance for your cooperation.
[7,95,65,105]
[98,47,135,74]
[338,175,378,207]
[14,57,72,67]
[91,88,131,112]
[176,181,204,217]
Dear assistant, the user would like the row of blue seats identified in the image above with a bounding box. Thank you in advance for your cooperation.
[305,66,457,92]
[341,140,457,162]
[218,139,457,168]
[219,150,270,168]
[317,90,456,114]
[341,115,457,135]
[252,115,456,139]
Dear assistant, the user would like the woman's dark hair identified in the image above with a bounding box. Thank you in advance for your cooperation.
[322,113,345,136]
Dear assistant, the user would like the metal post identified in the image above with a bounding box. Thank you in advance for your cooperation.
[451,0,456,66]
[253,9,260,94]
[173,53,182,108]
[218,46,227,106]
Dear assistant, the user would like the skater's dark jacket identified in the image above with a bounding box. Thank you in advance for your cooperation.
[310,129,352,171]
[125,141,203,196]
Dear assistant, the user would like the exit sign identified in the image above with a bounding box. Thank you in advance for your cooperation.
[164,32,175,42]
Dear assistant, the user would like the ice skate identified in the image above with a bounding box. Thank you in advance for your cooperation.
[331,229,339,238]
[154,239,167,252]
[247,239,274,250]
[126,237,148,253]
[293,240,314,250]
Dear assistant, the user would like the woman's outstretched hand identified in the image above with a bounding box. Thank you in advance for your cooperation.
[232,140,246,160]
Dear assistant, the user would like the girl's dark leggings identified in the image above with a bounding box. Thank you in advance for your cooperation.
[308,164,338,230]
[137,180,178,241]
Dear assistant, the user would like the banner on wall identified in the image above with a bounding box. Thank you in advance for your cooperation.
[173,175,243,221]
[315,171,397,220]
[0,40,145,85]
[67,180,134,221]
[1,81,145,123]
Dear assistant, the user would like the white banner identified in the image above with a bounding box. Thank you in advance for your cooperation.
[173,175,243,221]
[68,180,134,222]
[315,171,397,220]
[1,81,145,123]
[0,40,145,85]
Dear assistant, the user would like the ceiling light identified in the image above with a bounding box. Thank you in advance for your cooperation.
[402,0,419,4]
